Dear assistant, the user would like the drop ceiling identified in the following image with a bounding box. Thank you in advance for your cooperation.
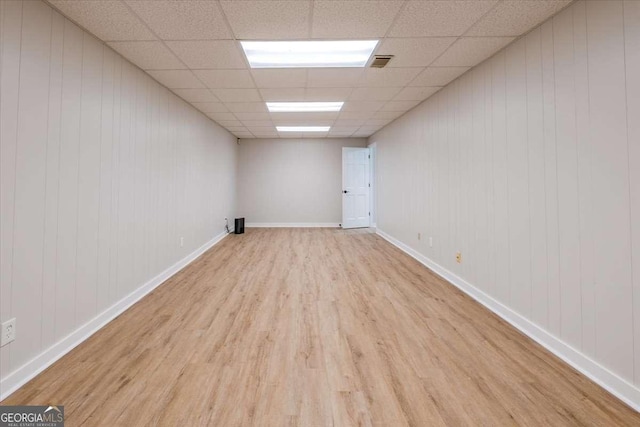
[47,0,573,139]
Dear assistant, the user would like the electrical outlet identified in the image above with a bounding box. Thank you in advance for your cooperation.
[1,318,16,347]
[456,252,462,264]
[429,236,433,247]
[179,236,184,247]
[417,232,421,240]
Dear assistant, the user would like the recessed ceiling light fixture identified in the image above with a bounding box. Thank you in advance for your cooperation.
[241,40,378,68]
[266,102,344,112]
[277,126,330,132]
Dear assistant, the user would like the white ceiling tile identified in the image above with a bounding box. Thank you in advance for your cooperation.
[49,0,155,41]
[242,121,274,128]
[387,1,499,37]
[192,102,229,113]
[433,37,515,66]
[410,67,470,86]
[311,1,404,39]
[380,100,421,112]
[377,38,456,68]
[251,69,307,88]
[359,125,383,132]
[352,130,374,137]
[259,88,306,101]
[273,120,334,127]
[226,103,269,113]
[234,132,254,138]
[466,1,571,37]
[147,70,204,89]
[194,70,255,89]
[364,119,391,127]
[220,1,311,39]
[348,87,403,102]
[393,86,441,102]
[302,133,329,138]
[107,41,184,70]
[49,0,557,142]
[225,126,249,132]
[245,125,276,131]
[338,111,375,120]
[245,125,277,130]
[212,88,262,102]
[279,133,304,138]
[342,101,385,113]
[330,126,360,133]
[250,129,279,138]
[206,112,238,122]
[304,87,353,101]
[173,89,219,103]
[328,131,356,137]
[357,68,423,87]
[234,112,272,121]
[334,119,367,127]
[166,41,247,69]
[125,0,232,40]
[270,112,338,122]
[216,120,243,127]
[372,110,404,120]
[307,69,365,88]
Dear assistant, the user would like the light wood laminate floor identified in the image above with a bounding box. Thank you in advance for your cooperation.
[3,228,640,426]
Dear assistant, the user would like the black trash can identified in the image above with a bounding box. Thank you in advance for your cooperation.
[234,218,245,234]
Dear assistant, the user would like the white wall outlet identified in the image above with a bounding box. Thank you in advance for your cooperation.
[429,236,433,247]
[179,236,184,247]
[1,318,16,347]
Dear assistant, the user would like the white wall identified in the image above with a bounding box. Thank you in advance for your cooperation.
[0,0,238,395]
[237,138,366,226]
[370,0,640,407]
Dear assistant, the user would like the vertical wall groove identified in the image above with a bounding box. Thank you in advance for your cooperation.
[0,0,238,391]
[372,0,640,394]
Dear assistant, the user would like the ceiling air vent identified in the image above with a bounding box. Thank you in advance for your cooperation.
[370,55,393,68]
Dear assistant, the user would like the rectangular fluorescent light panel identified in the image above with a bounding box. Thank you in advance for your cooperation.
[267,102,344,112]
[241,40,378,68]
[277,126,330,132]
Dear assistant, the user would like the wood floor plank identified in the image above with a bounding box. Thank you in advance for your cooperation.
[2,228,639,426]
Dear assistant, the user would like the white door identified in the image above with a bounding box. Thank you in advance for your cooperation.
[342,147,370,229]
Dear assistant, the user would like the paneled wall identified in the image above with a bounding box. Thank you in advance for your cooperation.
[237,138,366,225]
[0,0,238,390]
[371,0,640,398]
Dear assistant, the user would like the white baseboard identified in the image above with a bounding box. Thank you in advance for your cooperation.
[376,228,640,413]
[246,222,340,228]
[0,230,230,401]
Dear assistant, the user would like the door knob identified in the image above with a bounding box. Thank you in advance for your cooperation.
[343,190,348,193]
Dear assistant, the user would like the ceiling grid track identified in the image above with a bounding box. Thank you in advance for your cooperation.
[44,0,576,139]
